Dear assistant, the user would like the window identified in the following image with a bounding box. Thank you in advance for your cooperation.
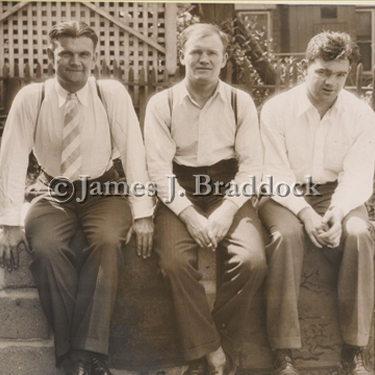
[356,9,374,72]
[321,6,337,19]
[237,11,272,41]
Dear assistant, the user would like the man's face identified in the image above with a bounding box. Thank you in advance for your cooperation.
[305,58,350,108]
[179,32,227,86]
[48,36,97,92]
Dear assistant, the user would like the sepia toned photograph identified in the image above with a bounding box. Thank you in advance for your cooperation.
[1,1,375,375]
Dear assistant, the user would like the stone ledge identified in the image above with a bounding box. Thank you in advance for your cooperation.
[0,339,59,375]
[0,289,50,340]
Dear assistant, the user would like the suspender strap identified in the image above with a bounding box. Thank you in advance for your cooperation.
[168,87,173,116]
[36,82,45,126]
[231,87,238,127]
[96,80,103,103]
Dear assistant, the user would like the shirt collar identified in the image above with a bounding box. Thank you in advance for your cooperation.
[177,79,225,107]
[55,78,90,108]
[297,82,346,117]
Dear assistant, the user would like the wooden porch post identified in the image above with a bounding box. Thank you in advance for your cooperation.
[165,3,177,75]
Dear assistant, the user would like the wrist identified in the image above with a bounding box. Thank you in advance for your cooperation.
[329,206,345,221]
[297,206,314,223]
[178,205,196,224]
[134,216,152,222]
[221,199,238,216]
[2,225,21,232]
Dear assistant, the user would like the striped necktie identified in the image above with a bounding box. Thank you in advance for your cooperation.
[61,93,82,180]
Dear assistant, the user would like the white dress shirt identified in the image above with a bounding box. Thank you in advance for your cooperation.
[145,79,263,215]
[0,77,153,225]
[260,83,375,217]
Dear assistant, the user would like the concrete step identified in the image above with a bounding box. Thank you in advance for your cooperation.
[0,339,188,375]
[0,289,50,340]
[0,339,58,375]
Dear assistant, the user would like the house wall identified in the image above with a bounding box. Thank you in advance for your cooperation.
[287,5,357,53]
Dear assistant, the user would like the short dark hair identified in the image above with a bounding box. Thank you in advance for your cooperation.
[179,23,229,53]
[49,21,98,50]
[306,31,360,65]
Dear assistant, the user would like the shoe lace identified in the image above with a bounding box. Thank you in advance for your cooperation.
[91,357,109,370]
[183,359,207,375]
[275,350,294,369]
[353,348,368,369]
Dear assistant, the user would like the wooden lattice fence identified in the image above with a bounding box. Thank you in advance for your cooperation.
[0,2,177,76]
[0,1,178,119]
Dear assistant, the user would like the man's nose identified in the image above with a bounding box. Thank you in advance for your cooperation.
[199,52,209,63]
[324,73,336,85]
[70,54,81,65]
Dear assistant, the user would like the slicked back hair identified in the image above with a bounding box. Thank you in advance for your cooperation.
[49,21,98,51]
[179,23,229,53]
[306,31,360,65]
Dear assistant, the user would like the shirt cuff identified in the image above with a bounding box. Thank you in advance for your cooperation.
[131,199,154,220]
[163,194,193,217]
[225,193,251,210]
[0,206,23,227]
[272,194,311,216]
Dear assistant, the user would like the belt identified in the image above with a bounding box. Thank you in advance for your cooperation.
[41,166,118,187]
[173,158,238,177]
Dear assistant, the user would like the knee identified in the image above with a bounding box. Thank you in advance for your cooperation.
[27,234,65,267]
[231,248,267,280]
[277,224,304,243]
[343,217,373,241]
[269,224,305,254]
[89,229,123,253]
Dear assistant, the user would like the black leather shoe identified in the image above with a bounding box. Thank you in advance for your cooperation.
[342,346,374,375]
[273,350,300,375]
[61,358,89,375]
[183,358,208,375]
[90,357,114,375]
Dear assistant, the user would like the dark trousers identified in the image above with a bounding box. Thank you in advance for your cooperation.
[24,168,132,365]
[154,159,266,362]
[258,182,374,349]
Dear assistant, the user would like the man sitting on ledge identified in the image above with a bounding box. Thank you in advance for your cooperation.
[259,31,375,375]
[0,21,154,375]
[145,23,266,375]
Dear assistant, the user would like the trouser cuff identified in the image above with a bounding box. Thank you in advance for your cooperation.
[182,337,221,362]
[342,333,370,347]
[71,337,108,357]
[268,335,302,349]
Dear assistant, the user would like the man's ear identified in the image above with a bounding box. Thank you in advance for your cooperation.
[222,52,228,68]
[301,59,308,75]
[179,49,185,66]
[47,48,55,64]
[93,51,98,64]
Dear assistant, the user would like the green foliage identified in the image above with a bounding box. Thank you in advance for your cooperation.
[221,15,304,107]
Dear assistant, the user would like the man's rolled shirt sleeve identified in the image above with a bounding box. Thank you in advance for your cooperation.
[100,80,154,219]
[225,91,264,209]
[329,105,375,217]
[260,98,311,216]
[0,85,40,225]
[144,93,193,216]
